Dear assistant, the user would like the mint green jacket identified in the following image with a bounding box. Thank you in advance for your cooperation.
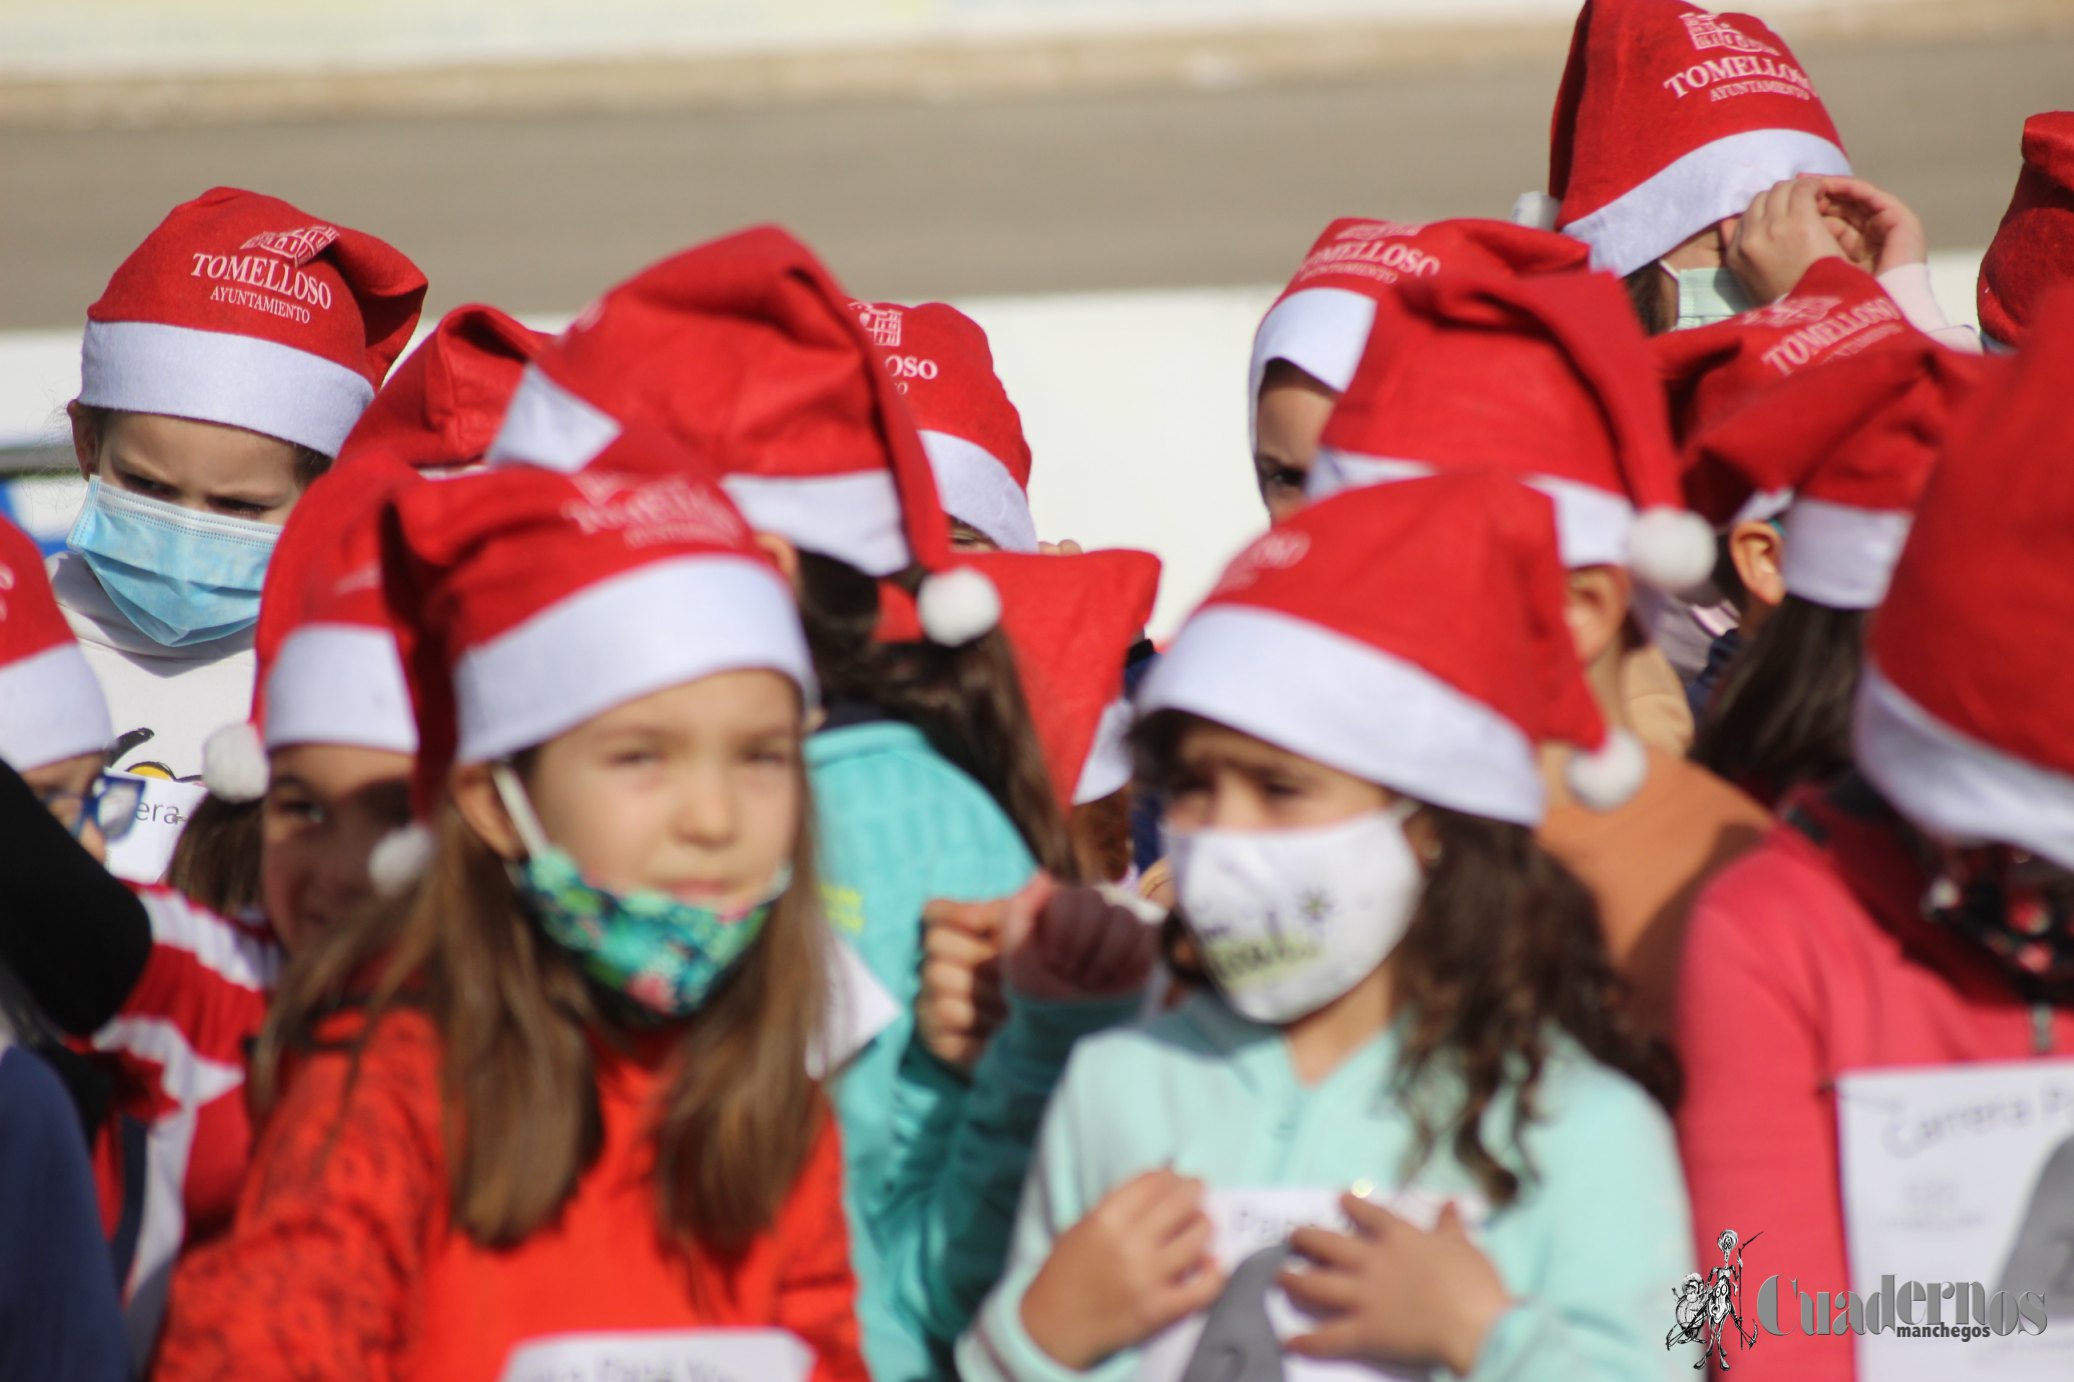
[958,996,1697,1382]
[809,720,1136,1381]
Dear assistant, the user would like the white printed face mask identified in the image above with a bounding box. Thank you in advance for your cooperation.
[1665,264,1758,331]
[1163,802,1424,1026]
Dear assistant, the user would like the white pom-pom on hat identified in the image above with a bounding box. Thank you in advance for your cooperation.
[201,722,269,802]
[367,823,435,897]
[1566,726,1648,810]
[1628,507,1716,596]
[1511,191,1562,231]
[917,566,1001,647]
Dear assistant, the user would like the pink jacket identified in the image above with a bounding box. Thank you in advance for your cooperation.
[1674,775,2074,1380]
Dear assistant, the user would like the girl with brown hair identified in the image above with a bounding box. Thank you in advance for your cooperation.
[959,475,1690,1381]
[154,437,867,1380]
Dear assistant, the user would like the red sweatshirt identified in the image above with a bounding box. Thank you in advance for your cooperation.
[154,1007,867,1382]
[1674,775,2074,1381]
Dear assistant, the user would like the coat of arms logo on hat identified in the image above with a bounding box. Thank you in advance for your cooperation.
[240,224,342,267]
[855,304,904,349]
[1681,13,1779,57]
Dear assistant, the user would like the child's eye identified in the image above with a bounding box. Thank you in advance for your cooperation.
[608,748,664,768]
[266,796,323,826]
[121,473,175,498]
[214,499,272,517]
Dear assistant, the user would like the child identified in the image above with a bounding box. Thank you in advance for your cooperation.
[155,433,866,1380]
[1979,111,2074,352]
[53,187,425,881]
[1247,217,1588,522]
[1306,268,1767,1036]
[484,224,1153,1379]
[960,473,1691,1381]
[1675,287,2074,1382]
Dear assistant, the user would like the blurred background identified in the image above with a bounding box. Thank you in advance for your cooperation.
[4,0,2069,633]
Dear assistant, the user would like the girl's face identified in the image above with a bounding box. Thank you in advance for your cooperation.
[73,408,304,525]
[524,669,804,909]
[261,744,415,951]
[22,750,114,863]
[1161,720,1392,832]
[1253,362,1340,526]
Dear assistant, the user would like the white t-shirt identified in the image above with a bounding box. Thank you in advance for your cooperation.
[47,552,254,883]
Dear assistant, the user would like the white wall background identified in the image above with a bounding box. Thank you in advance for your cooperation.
[0,249,1985,639]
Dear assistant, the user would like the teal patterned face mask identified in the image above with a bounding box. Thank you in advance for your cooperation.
[493,765,787,1019]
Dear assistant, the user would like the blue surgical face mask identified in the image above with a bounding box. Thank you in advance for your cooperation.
[66,478,279,647]
[1666,264,1758,331]
[492,765,787,1020]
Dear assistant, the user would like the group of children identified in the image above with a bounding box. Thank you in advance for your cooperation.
[2,2,2071,1379]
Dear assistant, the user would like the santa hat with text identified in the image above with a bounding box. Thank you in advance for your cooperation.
[336,303,548,471]
[486,226,999,646]
[79,187,427,456]
[1141,473,1645,822]
[1856,287,2074,870]
[1250,217,1591,413]
[0,518,111,773]
[855,300,1039,554]
[1527,0,1850,278]
[1978,112,2074,351]
[1307,268,1715,592]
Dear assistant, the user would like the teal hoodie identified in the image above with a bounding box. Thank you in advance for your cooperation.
[958,995,1697,1382]
[809,719,1137,1381]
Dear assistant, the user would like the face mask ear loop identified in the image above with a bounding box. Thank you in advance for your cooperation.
[490,762,555,861]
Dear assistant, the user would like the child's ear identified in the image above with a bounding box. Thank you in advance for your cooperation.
[1562,565,1633,669]
[753,531,801,591]
[449,762,523,861]
[1728,521,1786,610]
[67,401,101,482]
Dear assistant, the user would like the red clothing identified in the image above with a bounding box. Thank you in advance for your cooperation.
[1674,776,2074,1381]
[155,1007,866,1382]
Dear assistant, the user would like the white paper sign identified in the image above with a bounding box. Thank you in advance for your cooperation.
[808,934,900,1079]
[497,1326,813,1382]
[1836,1059,2074,1381]
[102,774,205,885]
[1136,1186,1486,1382]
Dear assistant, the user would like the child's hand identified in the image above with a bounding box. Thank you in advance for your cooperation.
[1005,875,1157,1003]
[918,894,1010,1072]
[1811,175,1929,278]
[1726,177,1848,303]
[1020,1170,1226,1369]
[1281,1195,1513,1376]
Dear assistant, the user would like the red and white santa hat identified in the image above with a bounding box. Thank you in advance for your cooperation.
[855,301,1039,554]
[1141,472,1643,824]
[1681,336,1995,611]
[384,423,814,814]
[199,458,423,801]
[0,519,111,772]
[1250,217,1590,411]
[1656,258,1918,460]
[486,226,998,646]
[1855,287,2074,869]
[1307,269,1715,593]
[335,303,548,472]
[972,548,1162,811]
[1529,0,1850,278]
[1979,112,2074,352]
[80,187,427,456]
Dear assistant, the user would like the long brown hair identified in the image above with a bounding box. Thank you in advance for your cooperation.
[1136,712,1678,1208]
[167,793,263,914]
[252,788,829,1253]
[795,550,1077,878]
[1693,595,1867,805]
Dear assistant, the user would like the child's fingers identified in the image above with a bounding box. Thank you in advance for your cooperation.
[1279,1264,1362,1316]
[1136,1174,1209,1238]
[1339,1191,1413,1239]
[1150,1211,1215,1280]
[1286,1320,1366,1359]
[1101,1168,1191,1224]
[921,897,1005,941]
[1161,1257,1229,1319]
[1287,1225,1367,1271]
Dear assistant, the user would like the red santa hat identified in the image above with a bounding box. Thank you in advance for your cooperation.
[971,548,1162,812]
[80,187,427,456]
[1308,269,1714,593]
[335,304,547,472]
[1681,338,1995,611]
[1250,217,1590,410]
[200,458,423,801]
[854,301,1039,554]
[1534,0,1850,278]
[1856,287,2074,869]
[383,424,815,814]
[0,519,111,772]
[1978,112,2074,351]
[1656,259,1917,459]
[485,226,996,645]
[1141,472,1643,824]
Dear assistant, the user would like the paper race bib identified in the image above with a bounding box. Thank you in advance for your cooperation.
[1135,1186,1487,1382]
[497,1326,812,1382]
[808,935,900,1079]
[102,774,205,885]
[1836,1059,2074,1380]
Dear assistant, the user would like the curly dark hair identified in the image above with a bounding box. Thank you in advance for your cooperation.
[1693,595,1867,806]
[1138,711,1680,1208]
